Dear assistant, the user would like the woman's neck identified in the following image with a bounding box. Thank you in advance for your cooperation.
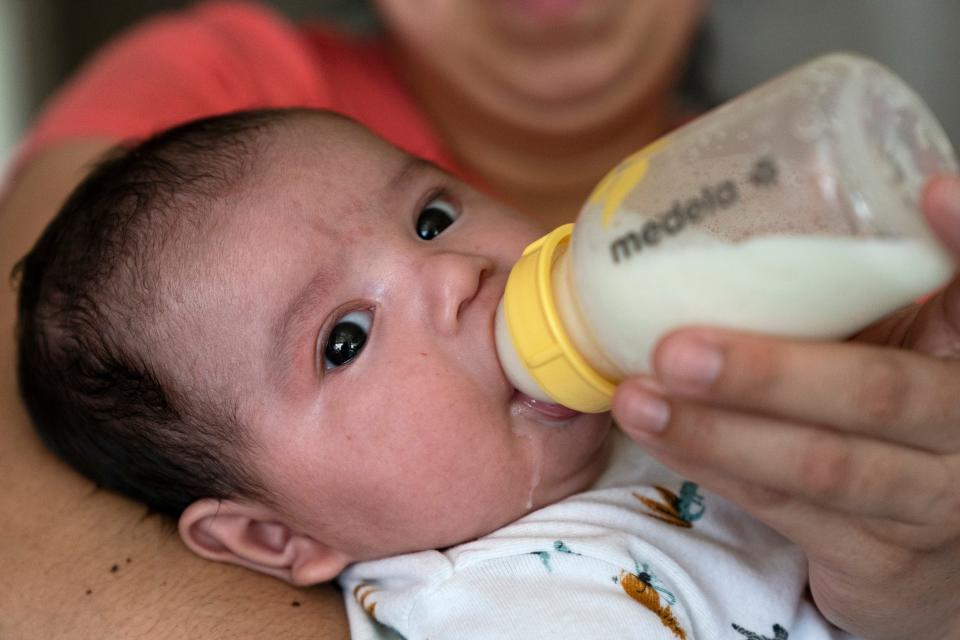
[395,51,677,229]
[445,106,673,229]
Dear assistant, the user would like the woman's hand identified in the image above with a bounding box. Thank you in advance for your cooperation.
[611,174,960,640]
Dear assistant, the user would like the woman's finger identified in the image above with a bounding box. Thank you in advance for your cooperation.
[631,440,899,562]
[633,439,955,635]
[922,174,960,257]
[646,329,960,453]
[613,383,958,525]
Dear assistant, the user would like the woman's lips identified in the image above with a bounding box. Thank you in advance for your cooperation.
[512,389,581,421]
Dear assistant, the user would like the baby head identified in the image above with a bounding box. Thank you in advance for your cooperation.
[15,109,611,584]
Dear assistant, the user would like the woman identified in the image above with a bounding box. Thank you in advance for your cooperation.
[2,1,958,637]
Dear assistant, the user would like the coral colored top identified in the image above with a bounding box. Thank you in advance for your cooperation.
[21,0,461,176]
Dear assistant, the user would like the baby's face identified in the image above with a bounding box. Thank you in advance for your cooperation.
[177,114,611,563]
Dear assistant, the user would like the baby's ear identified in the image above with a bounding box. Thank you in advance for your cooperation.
[178,498,352,586]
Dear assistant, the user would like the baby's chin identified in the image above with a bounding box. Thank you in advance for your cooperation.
[521,413,613,512]
[354,416,612,561]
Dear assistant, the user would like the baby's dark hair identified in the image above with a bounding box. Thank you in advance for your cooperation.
[14,109,300,517]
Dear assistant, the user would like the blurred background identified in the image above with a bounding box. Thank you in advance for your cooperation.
[1,0,959,169]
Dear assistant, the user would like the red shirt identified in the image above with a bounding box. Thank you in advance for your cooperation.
[23,0,460,175]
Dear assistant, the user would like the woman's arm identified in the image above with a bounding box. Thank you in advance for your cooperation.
[0,141,349,639]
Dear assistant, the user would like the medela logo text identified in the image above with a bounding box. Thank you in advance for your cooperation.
[608,180,738,264]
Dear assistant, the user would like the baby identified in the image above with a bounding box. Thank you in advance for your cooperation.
[15,109,853,639]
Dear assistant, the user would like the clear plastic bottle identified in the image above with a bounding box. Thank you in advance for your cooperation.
[495,53,957,413]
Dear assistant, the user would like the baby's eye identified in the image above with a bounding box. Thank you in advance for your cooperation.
[322,310,373,371]
[415,194,459,240]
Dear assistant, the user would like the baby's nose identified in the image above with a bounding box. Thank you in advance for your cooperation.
[423,252,494,335]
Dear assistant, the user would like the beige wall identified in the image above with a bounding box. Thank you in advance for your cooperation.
[707,0,959,142]
[0,1,56,168]
[0,2,28,165]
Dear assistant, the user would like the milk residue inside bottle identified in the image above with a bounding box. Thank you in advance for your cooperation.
[496,53,957,414]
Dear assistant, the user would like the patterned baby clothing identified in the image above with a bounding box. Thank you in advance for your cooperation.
[339,430,857,640]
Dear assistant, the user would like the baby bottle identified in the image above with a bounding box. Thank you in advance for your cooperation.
[495,53,957,413]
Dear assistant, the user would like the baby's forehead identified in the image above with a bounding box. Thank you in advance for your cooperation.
[161,112,398,314]
[174,110,426,285]
[243,113,417,216]
[260,126,390,189]
[278,111,397,159]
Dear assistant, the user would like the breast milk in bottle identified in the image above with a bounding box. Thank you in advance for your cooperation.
[495,53,957,413]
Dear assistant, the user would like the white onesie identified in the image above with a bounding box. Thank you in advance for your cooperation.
[338,430,856,640]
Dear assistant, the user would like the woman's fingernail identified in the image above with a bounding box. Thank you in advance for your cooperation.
[620,386,670,435]
[660,338,723,392]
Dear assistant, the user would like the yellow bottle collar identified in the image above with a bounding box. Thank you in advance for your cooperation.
[501,223,616,413]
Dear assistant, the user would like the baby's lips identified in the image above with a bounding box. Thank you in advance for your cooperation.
[513,389,581,421]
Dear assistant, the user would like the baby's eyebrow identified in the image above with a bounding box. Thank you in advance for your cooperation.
[384,156,435,194]
[272,267,333,382]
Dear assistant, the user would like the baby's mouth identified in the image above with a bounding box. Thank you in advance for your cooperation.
[490,280,581,423]
[511,389,581,422]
